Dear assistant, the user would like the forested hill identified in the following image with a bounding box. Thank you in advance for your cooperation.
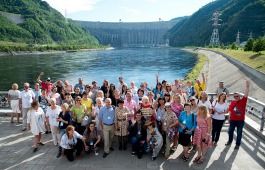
[168,0,265,47]
[0,0,99,46]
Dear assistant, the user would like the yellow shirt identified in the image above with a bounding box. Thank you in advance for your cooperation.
[194,82,205,97]
[81,98,93,114]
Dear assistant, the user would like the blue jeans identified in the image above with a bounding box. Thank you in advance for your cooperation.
[228,120,244,146]
[131,137,147,153]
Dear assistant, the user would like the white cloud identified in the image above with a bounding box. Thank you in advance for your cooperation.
[44,0,100,14]
[120,7,140,15]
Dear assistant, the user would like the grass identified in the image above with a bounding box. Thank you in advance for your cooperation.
[184,52,207,83]
[0,41,28,46]
[210,48,265,73]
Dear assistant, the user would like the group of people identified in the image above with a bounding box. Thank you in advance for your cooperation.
[7,71,251,163]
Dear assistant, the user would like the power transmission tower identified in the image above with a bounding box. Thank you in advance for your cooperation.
[63,9,68,23]
[236,30,240,46]
[209,11,221,46]
[249,31,253,39]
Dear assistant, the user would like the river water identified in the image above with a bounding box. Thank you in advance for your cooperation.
[0,48,197,91]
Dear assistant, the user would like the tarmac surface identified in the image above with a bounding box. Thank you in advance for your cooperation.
[0,117,264,170]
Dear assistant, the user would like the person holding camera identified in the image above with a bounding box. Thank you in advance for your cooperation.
[60,125,85,161]
[193,105,212,164]
[145,120,163,161]
[83,122,101,155]
[178,103,197,162]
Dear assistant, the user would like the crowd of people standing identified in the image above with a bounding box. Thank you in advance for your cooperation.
[7,71,250,163]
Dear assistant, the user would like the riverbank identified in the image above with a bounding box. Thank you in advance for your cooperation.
[181,49,208,83]
[0,47,114,56]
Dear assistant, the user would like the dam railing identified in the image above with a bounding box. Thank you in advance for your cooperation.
[1,91,264,131]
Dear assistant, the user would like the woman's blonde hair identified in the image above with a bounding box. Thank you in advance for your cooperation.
[66,125,74,138]
[61,103,70,111]
[217,92,226,103]
[142,96,149,102]
[173,94,182,104]
[12,83,18,90]
[198,105,208,118]
[74,96,82,105]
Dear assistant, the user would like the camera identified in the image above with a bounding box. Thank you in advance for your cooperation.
[182,127,188,133]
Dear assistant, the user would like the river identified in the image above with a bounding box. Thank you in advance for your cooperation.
[0,48,197,91]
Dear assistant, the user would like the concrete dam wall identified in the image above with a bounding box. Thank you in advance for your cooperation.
[74,20,180,47]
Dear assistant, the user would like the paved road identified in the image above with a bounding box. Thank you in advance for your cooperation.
[0,117,264,170]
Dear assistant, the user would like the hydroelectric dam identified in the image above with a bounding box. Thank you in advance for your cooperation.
[74,18,183,47]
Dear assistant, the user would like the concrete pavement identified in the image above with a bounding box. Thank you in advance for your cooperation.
[0,117,264,170]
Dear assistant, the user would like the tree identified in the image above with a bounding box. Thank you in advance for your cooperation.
[252,36,265,53]
[244,38,254,51]
[220,43,225,49]
[230,42,237,50]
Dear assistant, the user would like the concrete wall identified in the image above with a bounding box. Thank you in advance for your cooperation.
[74,20,179,47]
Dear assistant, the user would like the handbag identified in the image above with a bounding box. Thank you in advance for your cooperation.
[81,115,90,127]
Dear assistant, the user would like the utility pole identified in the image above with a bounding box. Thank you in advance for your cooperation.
[236,30,240,46]
[209,11,221,46]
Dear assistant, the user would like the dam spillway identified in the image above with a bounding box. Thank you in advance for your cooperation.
[74,19,181,47]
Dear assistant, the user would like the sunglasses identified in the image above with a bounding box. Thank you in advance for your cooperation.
[76,100,81,101]
[190,99,195,102]
[234,96,239,98]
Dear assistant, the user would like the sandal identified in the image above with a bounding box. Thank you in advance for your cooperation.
[193,156,201,162]
[183,155,189,162]
[170,145,178,151]
[197,156,204,164]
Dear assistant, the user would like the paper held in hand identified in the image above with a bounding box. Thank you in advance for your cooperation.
[141,108,153,116]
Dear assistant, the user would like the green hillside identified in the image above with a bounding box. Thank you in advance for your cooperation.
[168,0,265,47]
[0,0,99,46]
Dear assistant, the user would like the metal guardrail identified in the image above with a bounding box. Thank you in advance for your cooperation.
[1,91,264,131]
[0,91,9,108]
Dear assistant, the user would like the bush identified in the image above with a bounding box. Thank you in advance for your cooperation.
[244,38,254,51]
[252,36,265,53]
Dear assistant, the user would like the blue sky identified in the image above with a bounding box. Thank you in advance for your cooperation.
[44,0,213,22]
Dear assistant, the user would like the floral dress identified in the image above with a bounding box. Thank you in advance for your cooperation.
[114,106,130,136]
[193,116,212,147]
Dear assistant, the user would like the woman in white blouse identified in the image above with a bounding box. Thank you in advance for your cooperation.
[8,83,21,124]
[61,125,85,161]
[197,91,212,114]
[211,92,229,146]
[27,101,46,152]
[46,98,61,145]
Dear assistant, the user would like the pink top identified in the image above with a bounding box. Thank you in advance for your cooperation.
[171,103,183,118]
[124,100,137,121]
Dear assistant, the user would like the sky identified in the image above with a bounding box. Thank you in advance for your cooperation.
[44,0,213,22]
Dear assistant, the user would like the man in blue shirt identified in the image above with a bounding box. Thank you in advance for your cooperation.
[74,78,84,93]
[99,98,115,158]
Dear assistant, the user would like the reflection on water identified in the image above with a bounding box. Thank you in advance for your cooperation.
[0,48,197,90]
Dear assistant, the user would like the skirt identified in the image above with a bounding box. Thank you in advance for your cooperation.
[178,132,192,147]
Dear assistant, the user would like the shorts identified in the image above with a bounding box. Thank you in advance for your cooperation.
[178,132,192,147]
[10,100,21,113]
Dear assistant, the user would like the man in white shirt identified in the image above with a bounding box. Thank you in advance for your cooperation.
[117,77,127,92]
[130,81,138,95]
[19,83,35,131]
